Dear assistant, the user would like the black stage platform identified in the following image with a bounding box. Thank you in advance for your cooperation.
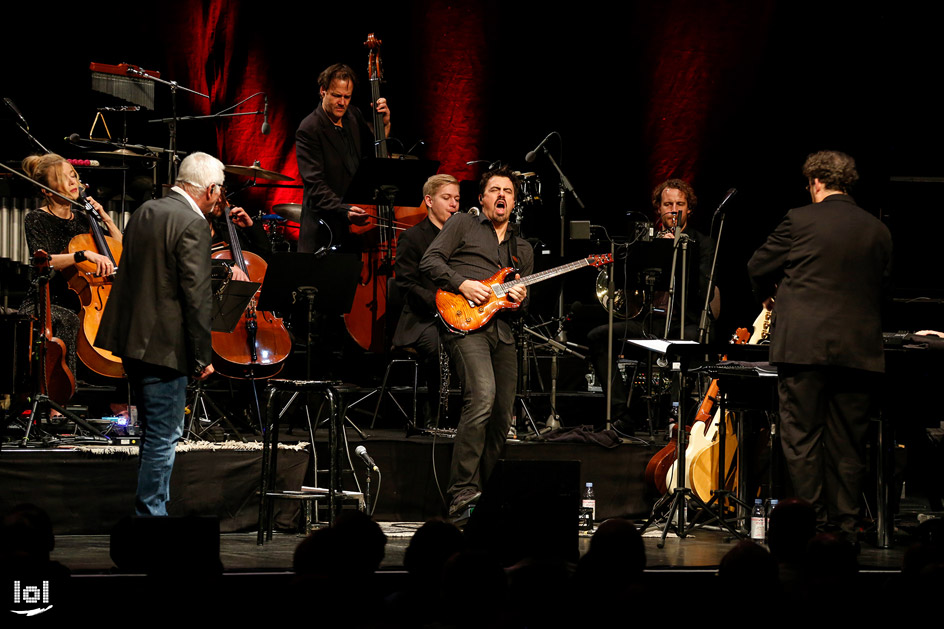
[3,415,933,622]
[2,424,931,571]
[1,426,656,533]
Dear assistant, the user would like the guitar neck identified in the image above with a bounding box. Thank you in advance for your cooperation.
[499,258,594,291]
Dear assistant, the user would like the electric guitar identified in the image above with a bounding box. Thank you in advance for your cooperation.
[436,254,613,334]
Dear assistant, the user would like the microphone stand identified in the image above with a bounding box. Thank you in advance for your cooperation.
[4,100,51,154]
[520,321,587,437]
[527,133,587,429]
[662,217,691,340]
[698,189,736,344]
[139,70,208,183]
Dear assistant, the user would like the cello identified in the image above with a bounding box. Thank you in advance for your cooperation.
[343,32,425,353]
[64,189,124,378]
[210,194,292,379]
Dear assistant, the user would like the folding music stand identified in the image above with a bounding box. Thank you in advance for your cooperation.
[185,275,258,440]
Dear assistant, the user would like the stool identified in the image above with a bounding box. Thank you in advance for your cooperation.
[257,379,354,544]
[369,344,452,433]
[263,492,325,535]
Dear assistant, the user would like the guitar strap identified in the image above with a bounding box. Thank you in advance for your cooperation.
[508,223,520,273]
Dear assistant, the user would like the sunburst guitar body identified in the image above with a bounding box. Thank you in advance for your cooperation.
[436,254,612,334]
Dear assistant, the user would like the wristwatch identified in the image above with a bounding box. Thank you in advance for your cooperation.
[74,250,87,263]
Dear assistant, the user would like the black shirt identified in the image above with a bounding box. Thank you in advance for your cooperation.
[23,208,92,312]
[419,212,534,343]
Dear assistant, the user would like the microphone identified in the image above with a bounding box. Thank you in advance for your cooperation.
[4,97,29,129]
[260,95,270,135]
[355,445,378,472]
[79,189,104,222]
[524,132,555,163]
[713,188,737,215]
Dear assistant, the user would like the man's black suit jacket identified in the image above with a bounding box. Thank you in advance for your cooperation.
[747,193,892,373]
[295,102,372,253]
[392,217,440,347]
[95,191,213,375]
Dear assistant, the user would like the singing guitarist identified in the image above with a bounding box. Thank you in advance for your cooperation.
[419,166,533,519]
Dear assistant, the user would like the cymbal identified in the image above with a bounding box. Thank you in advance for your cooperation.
[224,162,294,182]
[89,149,154,161]
[271,203,302,222]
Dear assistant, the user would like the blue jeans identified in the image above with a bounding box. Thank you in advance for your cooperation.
[125,359,188,516]
[445,324,517,501]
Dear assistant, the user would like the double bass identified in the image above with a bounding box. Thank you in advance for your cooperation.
[64,189,124,378]
[210,195,292,378]
[343,32,425,352]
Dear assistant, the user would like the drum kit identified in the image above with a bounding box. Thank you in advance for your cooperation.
[219,161,333,255]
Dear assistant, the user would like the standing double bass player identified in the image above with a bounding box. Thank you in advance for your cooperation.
[295,62,390,254]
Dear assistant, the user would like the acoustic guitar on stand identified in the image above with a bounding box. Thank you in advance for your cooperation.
[436,254,612,334]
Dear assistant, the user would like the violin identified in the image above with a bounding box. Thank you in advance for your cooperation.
[32,250,76,405]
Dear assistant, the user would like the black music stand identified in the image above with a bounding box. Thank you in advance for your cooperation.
[209,278,258,332]
[344,157,440,208]
[257,252,361,380]
[257,252,369,435]
[185,275,258,440]
[689,358,777,538]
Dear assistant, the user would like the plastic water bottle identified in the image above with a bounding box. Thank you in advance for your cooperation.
[766,499,779,540]
[750,498,765,541]
[582,482,596,525]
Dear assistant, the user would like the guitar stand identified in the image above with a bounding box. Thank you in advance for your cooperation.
[686,393,750,540]
[13,393,109,445]
[636,342,737,547]
[7,258,107,445]
[639,370,710,547]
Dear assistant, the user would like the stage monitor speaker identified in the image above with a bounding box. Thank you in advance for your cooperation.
[110,515,221,575]
[464,459,580,566]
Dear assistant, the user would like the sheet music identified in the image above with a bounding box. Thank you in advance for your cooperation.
[628,339,699,354]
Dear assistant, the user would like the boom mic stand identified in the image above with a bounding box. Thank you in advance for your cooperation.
[512,319,542,440]
[526,132,587,434]
[698,188,736,344]
[520,321,586,437]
